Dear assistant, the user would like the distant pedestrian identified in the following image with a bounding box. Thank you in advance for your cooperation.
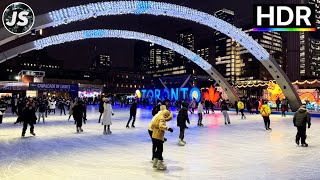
[293,104,311,147]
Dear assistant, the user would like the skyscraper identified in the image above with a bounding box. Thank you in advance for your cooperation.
[214,9,240,83]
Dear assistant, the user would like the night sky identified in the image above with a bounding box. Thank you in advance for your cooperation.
[0,0,274,70]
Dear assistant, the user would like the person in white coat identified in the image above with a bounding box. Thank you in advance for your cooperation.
[49,100,56,114]
[102,99,114,134]
[197,101,204,126]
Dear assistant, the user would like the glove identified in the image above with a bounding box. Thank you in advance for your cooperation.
[168,128,173,132]
[112,113,114,116]
[164,138,167,142]
[308,124,311,129]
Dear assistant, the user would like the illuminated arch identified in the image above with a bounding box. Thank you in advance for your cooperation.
[0,29,240,102]
[0,1,301,110]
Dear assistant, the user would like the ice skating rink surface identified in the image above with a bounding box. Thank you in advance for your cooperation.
[0,106,320,180]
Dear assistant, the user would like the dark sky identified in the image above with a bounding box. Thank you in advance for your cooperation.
[0,0,266,70]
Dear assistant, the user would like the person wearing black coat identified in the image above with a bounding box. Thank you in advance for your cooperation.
[205,100,210,114]
[98,99,104,123]
[72,100,87,133]
[14,99,26,124]
[126,99,138,128]
[221,102,231,125]
[293,104,311,147]
[234,101,239,115]
[58,100,66,115]
[21,103,37,137]
[177,102,190,146]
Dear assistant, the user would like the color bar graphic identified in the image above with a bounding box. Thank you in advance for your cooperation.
[252,28,317,32]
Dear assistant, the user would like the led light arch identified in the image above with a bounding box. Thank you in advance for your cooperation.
[0,1,301,110]
[0,29,239,102]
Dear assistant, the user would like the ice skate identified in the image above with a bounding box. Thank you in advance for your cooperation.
[21,133,25,138]
[76,128,80,133]
[103,130,107,135]
[225,122,227,125]
[80,128,83,132]
[126,125,129,128]
[153,158,159,168]
[228,122,231,124]
[200,123,204,126]
[107,129,112,134]
[268,128,272,130]
[30,132,36,136]
[156,160,167,170]
[178,139,185,146]
[295,139,299,145]
[302,143,308,147]
[131,125,135,128]
[181,139,186,144]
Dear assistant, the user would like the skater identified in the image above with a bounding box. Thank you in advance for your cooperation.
[126,99,137,128]
[221,101,230,125]
[254,99,260,114]
[293,104,311,147]
[281,103,286,117]
[37,99,46,123]
[238,100,246,119]
[260,101,272,130]
[68,99,76,121]
[98,98,104,123]
[276,98,281,111]
[247,101,253,114]
[48,100,56,114]
[234,100,239,115]
[197,101,204,126]
[189,98,196,114]
[205,100,210,114]
[148,105,171,161]
[102,99,114,134]
[14,98,25,124]
[177,102,190,146]
[72,100,86,133]
[150,110,173,170]
[21,101,37,137]
[58,99,66,115]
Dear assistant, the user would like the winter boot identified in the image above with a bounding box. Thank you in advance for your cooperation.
[178,139,185,146]
[156,160,167,170]
[152,158,159,168]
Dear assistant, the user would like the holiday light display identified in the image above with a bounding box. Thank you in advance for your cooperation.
[203,86,222,104]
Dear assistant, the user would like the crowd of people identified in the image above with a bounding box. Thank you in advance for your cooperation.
[0,94,313,170]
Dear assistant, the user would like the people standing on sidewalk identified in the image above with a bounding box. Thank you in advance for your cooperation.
[260,101,272,131]
[237,100,246,119]
[72,100,86,133]
[197,101,204,126]
[177,102,190,146]
[150,110,173,170]
[221,102,231,125]
[102,99,114,134]
[293,104,311,147]
[126,99,137,128]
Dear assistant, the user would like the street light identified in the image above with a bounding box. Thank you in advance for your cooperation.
[14,76,20,81]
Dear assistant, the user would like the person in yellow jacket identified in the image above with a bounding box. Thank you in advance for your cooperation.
[150,110,173,170]
[148,105,172,162]
[237,100,246,119]
[260,101,272,130]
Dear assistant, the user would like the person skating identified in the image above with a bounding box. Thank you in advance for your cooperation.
[126,99,137,128]
[102,99,114,134]
[221,102,231,125]
[260,101,272,130]
[150,110,173,170]
[237,100,246,119]
[58,99,66,115]
[72,100,86,133]
[98,98,104,123]
[293,104,311,147]
[177,102,190,146]
[148,105,171,162]
[254,99,260,114]
[281,103,286,117]
[205,100,210,114]
[197,101,204,126]
[68,99,76,121]
[276,98,281,111]
[49,99,56,114]
[37,99,46,123]
[21,101,37,137]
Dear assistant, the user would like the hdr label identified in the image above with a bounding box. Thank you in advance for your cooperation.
[253,4,316,31]
[2,2,35,35]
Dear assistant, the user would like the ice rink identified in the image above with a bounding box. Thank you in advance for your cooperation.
[0,105,320,180]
